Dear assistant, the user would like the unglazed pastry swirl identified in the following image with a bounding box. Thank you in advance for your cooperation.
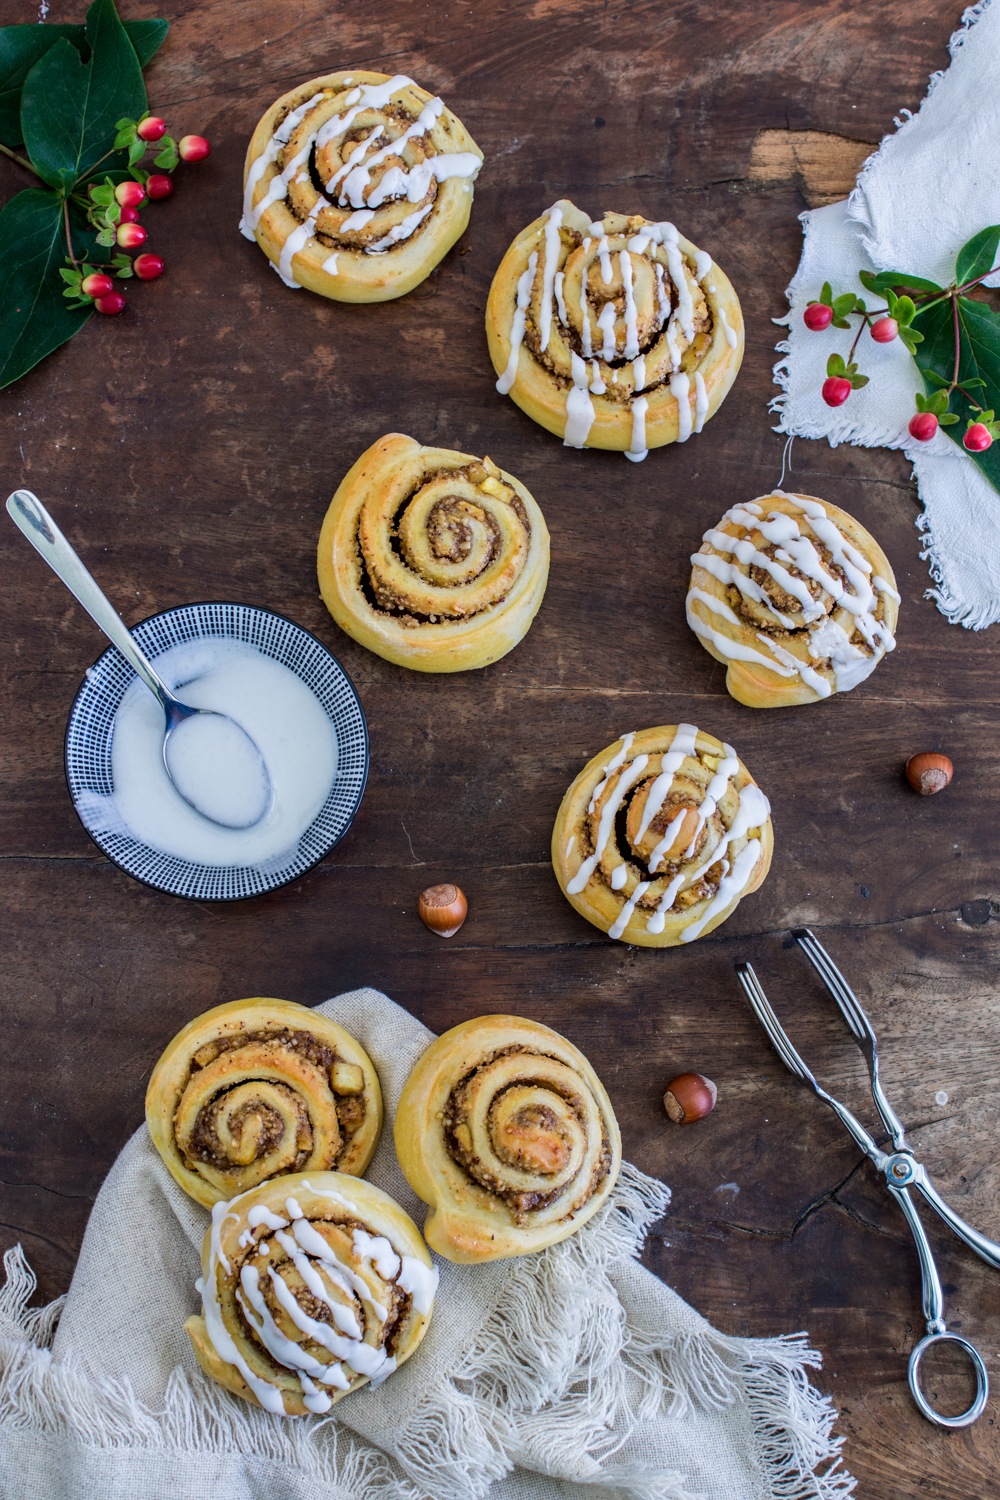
[485,199,744,458]
[394,1015,621,1262]
[240,72,482,301]
[186,1172,437,1415]
[552,725,773,947]
[318,433,550,672]
[146,999,383,1208]
[687,491,899,708]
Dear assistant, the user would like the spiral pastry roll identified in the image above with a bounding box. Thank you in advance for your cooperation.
[240,72,482,302]
[186,1172,437,1415]
[146,999,383,1208]
[486,199,743,459]
[395,1015,621,1262]
[318,433,550,672]
[688,491,899,708]
[552,725,773,948]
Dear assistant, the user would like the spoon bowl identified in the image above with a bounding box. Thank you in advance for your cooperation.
[5,490,272,830]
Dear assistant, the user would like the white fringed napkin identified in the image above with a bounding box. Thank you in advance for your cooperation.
[772,0,1000,627]
[0,988,854,1499]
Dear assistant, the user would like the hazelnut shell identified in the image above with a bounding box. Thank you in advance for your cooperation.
[418,883,468,938]
[663,1072,718,1124]
[905,752,953,796]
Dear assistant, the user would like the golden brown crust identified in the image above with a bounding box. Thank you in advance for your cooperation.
[486,200,744,451]
[317,433,550,672]
[394,1015,622,1262]
[146,999,383,1208]
[551,726,774,948]
[188,1172,435,1415]
[687,491,900,708]
[242,73,482,303]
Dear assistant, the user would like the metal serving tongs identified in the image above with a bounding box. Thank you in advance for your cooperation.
[735,927,999,1428]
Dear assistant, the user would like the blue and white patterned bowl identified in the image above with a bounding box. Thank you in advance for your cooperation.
[64,602,368,901]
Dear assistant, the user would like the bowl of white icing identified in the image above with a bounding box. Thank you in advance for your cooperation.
[65,602,368,900]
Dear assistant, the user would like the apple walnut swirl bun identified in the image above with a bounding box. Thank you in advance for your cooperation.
[486,198,743,459]
[552,726,773,948]
[186,1172,437,1415]
[240,72,482,301]
[146,999,383,1208]
[318,433,550,671]
[395,1015,621,1262]
[687,491,899,708]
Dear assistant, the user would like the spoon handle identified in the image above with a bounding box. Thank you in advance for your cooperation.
[6,489,171,710]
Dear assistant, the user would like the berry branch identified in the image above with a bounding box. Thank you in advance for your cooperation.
[803,225,1000,458]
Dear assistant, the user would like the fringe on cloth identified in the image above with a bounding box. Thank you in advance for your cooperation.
[0,1167,855,1500]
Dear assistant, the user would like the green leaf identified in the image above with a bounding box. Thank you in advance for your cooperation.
[0,188,93,390]
[850,374,869,389]
[913,293,1000,493]
[827,353,846,376]
[832,293,856,317]
[955,225,1000,288]
[128,138,145,166]
[0,17,165,148]
[899,327,923,347]
[820,281,832,306]
[939,412,959,425]
[153,136,178,170]
[915,392,928,412]
[857,268,945,295]
[894,295,916,326]
[831,317,850,329]
[20,0,146,192]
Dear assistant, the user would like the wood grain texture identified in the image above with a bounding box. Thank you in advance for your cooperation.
[2,0,998,1494]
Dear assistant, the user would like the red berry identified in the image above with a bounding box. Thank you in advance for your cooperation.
[94,291,126,315]
[908,412,938,442]
[822,376,852,407]
[137,116,166,142]
[133,253,164,281]
[964,423,993,452]
[116,222,147,249]
[871,316,898,343]
[81,272,114,298]
[118,205,140,224]
[145,174,174,200]
[803,303,833,331]
[114,180,146,208]
[178,134,211,162]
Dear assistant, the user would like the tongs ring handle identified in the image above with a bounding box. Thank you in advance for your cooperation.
[908,1332,989,1428]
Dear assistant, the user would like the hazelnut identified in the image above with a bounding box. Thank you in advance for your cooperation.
[905,752,953,796]
[663,1073,717,1124]
[418,883,468,938]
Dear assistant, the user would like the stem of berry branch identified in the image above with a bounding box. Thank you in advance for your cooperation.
[951,293,961,387]
[63,198,79,271]
[0,141,43,178]
[848,316,870,363]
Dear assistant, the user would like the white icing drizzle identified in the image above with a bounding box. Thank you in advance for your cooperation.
[326,125,384,199]
[240,90,327,239]
[655,223,695,341]
[565,352,596,449]
[496,250,538,394]
[597,235,613,284]
[353,1228,401,1281]
[873,574,902,603]
[620,251,640,359]
[683,745,739,857]
[597,301,617,360]
[635,722,699,854]
[718,305,738,349]
[632,356,646,392]
[680,839,762,943]
[367,203,432,252]
[341,208,374,233]
[566,834,575,855]
[579,262,593,357]
[609,881,651,941]
[248,1206,290,1231]
[611,864,628,890]
[588,732,635,812]
[398,1256,439,1315]
[277,208,321,287]
[538,204,564,352]
[693,371,709,433]
[654,263,671,327]
[694,249,713,282]
[758,632,832,698]
[624,396,649,463]
[589,359,606,394]
[568,753,650,894]
[647,809,687,877]
[321,252,339,275]
[670,372,692,442]
[554,270,568,326]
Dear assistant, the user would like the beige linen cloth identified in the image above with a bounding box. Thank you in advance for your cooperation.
[0,989,855,1499]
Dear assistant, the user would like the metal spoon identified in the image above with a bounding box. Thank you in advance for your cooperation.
[6,490,271,830]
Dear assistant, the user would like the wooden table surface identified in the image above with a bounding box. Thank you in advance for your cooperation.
[3,1,999,1494]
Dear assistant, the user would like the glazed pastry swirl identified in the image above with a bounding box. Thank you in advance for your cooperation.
[551,725,773,948]
[485,198,744,458]
[395,1015,621,1262]
[687,491,899,708]
[186,1173,437,1415]
[318,434,550,672]
[241,72,482,302]
[146,999,383,1207]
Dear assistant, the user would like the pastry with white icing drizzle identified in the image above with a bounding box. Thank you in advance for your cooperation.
[552,726,773,947]
[485,200,744,458]
[687,491,899,707]
[186,1172,437,1414]
[241,73,482,301]
[395,1014,621,1262]
[318,433,550,671]
[146,999,383,1208]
